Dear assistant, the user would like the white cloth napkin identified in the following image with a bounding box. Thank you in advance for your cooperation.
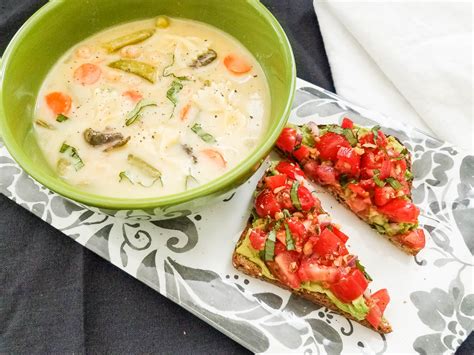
[314,0,473,152]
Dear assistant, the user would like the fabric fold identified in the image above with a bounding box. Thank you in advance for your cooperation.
[314,0,473,151]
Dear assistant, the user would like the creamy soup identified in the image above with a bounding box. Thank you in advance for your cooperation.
[34,17,270,198]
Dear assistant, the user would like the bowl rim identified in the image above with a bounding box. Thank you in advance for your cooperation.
[0,0,296,210]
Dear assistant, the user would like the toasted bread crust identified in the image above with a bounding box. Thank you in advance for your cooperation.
[233,223,392,334]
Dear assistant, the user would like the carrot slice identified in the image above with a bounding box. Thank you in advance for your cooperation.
[45,92,72,115]
[223,54,252,74]
[180,103,191,121]
[122,90,143,102]
[202,149,227,168]
[73,63,102,85]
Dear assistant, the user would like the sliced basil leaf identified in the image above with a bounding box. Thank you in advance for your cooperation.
[191,123,216,143]
[355,259,373,281]
[118,170,159,188]
[163,54,189,80]
[263,221,281,261]
[59,143,84,171]
[125,99,157,126]
[343,128,358,146]
[327,125,344,135]
[405,169,413,181]
[386,177,402,190]
[282,209,292,218]
[56,114,69,123]
[290,181,302,210]
[339,174,350,188]
[185,174,199,190]
[166,80,184,106]
[284,222,295,251]
[371,125,381,143]
[35,119,54,130]
[373,174,385,187]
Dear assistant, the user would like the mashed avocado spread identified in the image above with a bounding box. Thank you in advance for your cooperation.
[236,232,369,320]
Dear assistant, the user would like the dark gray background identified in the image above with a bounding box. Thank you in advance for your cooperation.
[0,0,471,353]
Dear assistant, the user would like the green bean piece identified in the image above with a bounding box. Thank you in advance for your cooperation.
[190,123,216,143]
[127,154,162,180]
[155,16,170,28]
[103,29,155,53]
[108,59,156,83]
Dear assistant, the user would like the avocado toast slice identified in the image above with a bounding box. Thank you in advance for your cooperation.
[232,161,392,334]
[275,117,425,255]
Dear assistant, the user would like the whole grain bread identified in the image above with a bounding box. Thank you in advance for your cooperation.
[232,223,392,334]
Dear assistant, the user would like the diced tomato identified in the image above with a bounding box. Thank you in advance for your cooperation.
[398,229,426,250]
[376,131,388,147]
[304,162,338,185]
[359,131,387,147]
[287,217,307,249]
[45,92,72,115]
[298,259,341,283]
[297,184,315,211]
[347,196,372,214]
[73,63,101,85]
[379,159,392,180]
[316,132,350,161]
[249,229,267,251]
[265,174,287,190]
[275,161,304,180]
[335,146,360,176]
[276,127,298,153]
[366,289,390,329]
[314,228,348,257]
[330,269,369,303]
[347,183,369,197]
[359,179,375,190]
[374,186,396,207]
[391,159,407,180]
[255,190,281,218]
[275,187,293,210]
[331,226,349,243]
[267,251,301,289]
[377,198,419,223]
[276,230,287,246]
[371,289,390,313]
[223,54,252,74]
[293,145,310,161]
[366,302,382,329]
[274,241,287,256]
[341,117,354,129]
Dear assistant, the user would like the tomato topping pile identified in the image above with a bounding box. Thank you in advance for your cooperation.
[275,118,424,252]
[248,165,389,326]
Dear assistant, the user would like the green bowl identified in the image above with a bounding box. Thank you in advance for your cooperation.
[0,0,295,214]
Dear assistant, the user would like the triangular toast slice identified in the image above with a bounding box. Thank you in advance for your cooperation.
[232,161,392,333]
[275,117,425,255]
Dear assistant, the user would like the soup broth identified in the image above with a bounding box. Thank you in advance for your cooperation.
[34,17,270,198]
